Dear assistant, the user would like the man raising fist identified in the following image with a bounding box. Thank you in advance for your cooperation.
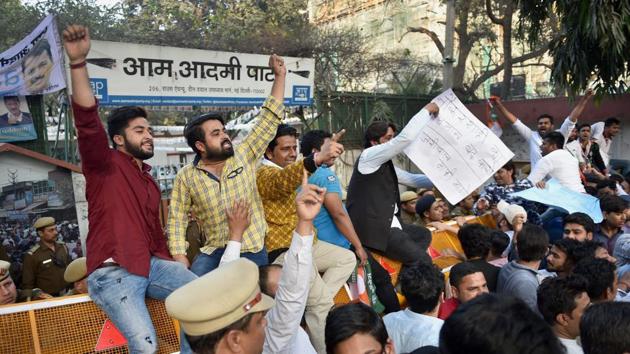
[63,25,197,353]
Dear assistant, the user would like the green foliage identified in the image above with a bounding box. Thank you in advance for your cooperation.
[519,0,630,95]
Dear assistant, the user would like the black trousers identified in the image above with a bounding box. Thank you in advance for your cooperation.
[384,222,433,266]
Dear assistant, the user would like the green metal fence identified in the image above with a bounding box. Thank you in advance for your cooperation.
[312,91,432,148]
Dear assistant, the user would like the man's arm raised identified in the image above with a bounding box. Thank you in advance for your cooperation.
[64,25,95,107]
[491,96,532,141]
[63,25,111,171]
[239,55,286,161]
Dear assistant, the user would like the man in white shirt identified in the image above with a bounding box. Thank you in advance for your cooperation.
[383,262,444,353]
[165,174,324,354]
[491,91,592,168]
[537,275,591,354]
[346,103,438,268]
[528,131,586,193]
[590,117,622,169]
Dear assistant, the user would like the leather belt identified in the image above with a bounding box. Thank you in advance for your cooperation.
[96,261,119,269]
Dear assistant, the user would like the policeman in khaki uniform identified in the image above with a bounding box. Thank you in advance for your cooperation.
[22,217,70,298]
[64,257,88,295]
[0,260,19,305]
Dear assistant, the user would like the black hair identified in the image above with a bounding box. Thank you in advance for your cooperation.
[571,241,601,263]
[106,106,149,147]
[186,312,255,354]
[537,114,555,124]
[552,238,583,269]
[399,263,444,314]
[22,38,52,71]
[184,113,225,155]
[266,124,298,153]
[449,261,483,288]
[596,179,617,191]
[500,160,517,180]
[258,264,282,297]
[580,302,630,354]
[363,121,397,148]
[563,212,596,234]
[440,293,564,354]
[576,123,591,132]
[543,131,565,149]
[537,275,589,326]
[516,223,549,262]
[300,129,331,155]
[490,231,510,257]
[572,257,616,302]
[2,96,19,104]
[457,224,492,259]
[604,117,620,127]
[325,303,389,354]
[600,194,629,214]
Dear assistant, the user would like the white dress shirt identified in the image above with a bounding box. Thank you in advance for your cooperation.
[512,117,575,168]
[357,108,434,229]
[558,337,584,354]
[590,122,612,168]
[383,308,443,353]
[219,232,316,354]
[527,149,586,193]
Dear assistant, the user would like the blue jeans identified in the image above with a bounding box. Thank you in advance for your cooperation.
[88,257,198,354]
[190,247,268,276]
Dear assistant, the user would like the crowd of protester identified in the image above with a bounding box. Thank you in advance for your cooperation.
[0,23,628,354]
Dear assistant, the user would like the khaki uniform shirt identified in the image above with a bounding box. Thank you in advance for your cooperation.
[400,210,419,225]
[21,241,70,297]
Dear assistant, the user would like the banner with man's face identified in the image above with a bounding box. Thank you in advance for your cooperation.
[0,95,37,142]
[0,15,67,96]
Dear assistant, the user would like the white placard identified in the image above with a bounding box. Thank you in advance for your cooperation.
[80,40,314,107]
[404,89,514,204]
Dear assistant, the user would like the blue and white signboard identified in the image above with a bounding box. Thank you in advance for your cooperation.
[78,40,315,107]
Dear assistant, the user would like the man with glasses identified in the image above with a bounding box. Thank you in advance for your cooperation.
[22,217,70,298]
[167,55,287,275]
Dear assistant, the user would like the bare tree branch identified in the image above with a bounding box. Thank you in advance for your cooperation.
[467,40,553,94]
[485,0,504,25]
[402,26,445,56]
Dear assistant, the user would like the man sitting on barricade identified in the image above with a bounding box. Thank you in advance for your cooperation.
[63,24,197,353]
[345,102,439,270]
[167,55,287,275]
[256,124,354,354]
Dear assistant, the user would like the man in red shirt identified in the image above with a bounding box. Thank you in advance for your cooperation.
[439,262,489,320]
[63,25,197,352]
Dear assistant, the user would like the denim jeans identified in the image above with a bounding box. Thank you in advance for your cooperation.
[190,247,268,276]
[88,257,198,354]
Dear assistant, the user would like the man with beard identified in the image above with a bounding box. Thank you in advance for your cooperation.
[167,54,287,276]
[491,90,592,168]
[63,25,197,353]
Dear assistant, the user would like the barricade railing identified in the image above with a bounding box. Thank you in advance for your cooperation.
[334,213,497,305]
[0,294,179,354]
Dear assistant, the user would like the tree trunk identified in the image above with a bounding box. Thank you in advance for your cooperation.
[500,3,514,99]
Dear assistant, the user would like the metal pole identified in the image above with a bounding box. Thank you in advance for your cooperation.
[443,0,456,90]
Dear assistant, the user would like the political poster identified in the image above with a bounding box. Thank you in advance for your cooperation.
[404,89,514,205]
[0,15,67,96]
[0,95,37,142]
[82,40,315,107]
